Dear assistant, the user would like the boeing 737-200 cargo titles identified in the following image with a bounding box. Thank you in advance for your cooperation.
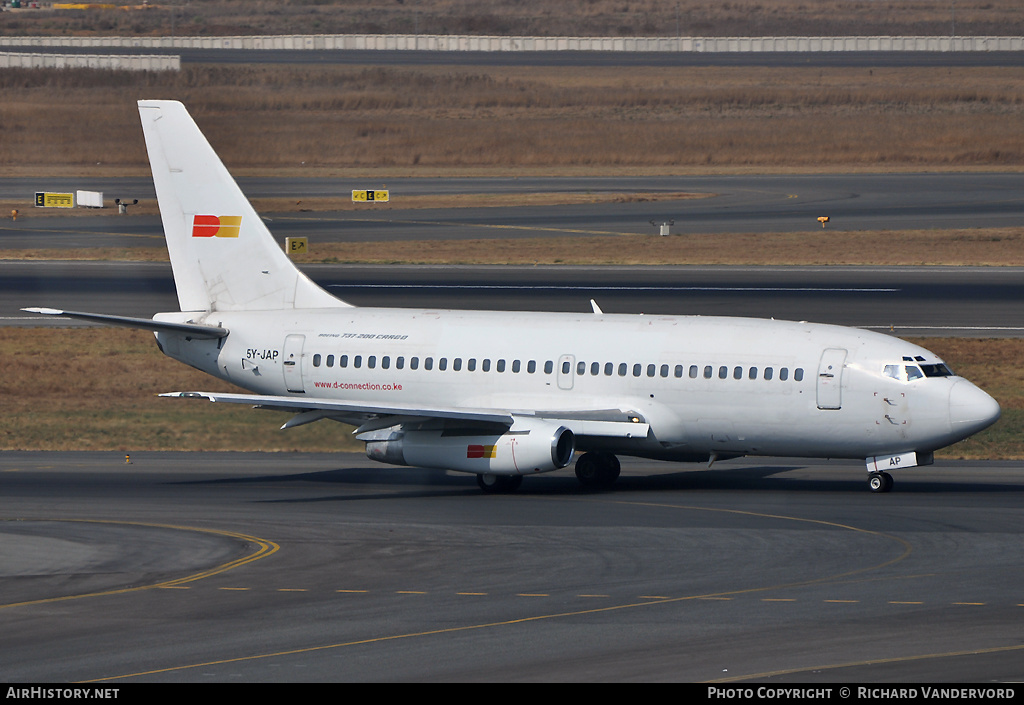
[26,100,1001,493]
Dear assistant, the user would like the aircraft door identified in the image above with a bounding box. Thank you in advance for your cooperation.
[282,334,306,393]
[557,354,575,390]
[816,348,847,410]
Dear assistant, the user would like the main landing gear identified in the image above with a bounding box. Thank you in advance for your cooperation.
[475,452,623,493]
[475,473,523,494]
[475,452,622,493]
[868,471,894,493]
[574,452,621,490]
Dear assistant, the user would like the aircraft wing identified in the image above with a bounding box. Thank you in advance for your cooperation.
[159,391,649,438]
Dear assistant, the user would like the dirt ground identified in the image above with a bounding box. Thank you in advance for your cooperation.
[3,1,1023,38]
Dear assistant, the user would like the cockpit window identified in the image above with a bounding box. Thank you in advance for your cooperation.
[921,363,954,378]
[884,361,955,381]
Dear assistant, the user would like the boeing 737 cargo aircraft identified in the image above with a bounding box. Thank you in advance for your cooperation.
[26,100,1001,493]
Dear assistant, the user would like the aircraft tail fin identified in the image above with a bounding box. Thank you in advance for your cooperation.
[137,100,349,312]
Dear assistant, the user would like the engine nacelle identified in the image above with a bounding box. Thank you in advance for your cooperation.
[365,420,575,476]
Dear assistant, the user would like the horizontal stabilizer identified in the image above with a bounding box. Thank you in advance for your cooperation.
[22,308,228,339]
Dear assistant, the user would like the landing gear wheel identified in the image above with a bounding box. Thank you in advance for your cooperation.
[868,471,894,493]
[575,452,621,490]
[476,473,523,494]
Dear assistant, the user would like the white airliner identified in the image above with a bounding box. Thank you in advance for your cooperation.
[27,100,1001,493]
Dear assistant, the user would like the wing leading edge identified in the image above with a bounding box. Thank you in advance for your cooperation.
[159,391,651,438]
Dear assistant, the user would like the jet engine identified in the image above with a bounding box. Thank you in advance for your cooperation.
[364,420,575,476]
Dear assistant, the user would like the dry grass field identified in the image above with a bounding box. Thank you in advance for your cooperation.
[289,228,1024,267]
[1,327,1019,460]
[0,327,359,452]
[6,228,1024,268]
[3,63,1024,175]
[3,0,1023,38]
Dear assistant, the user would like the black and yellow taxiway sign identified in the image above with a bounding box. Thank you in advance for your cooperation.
[285,237,308,255]
[35,192,74,208]
[351,190,390,203]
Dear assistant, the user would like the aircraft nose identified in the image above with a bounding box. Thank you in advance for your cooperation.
[948,380,1001,438]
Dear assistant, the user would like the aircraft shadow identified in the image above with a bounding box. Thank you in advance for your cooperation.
[173,461,1024,501]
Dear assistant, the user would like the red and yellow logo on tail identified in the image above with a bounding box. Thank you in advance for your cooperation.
[192,215,241,238]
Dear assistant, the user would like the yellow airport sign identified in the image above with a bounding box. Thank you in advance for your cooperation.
[352,190,389,203]
[285,237,308,256]
[35,192,74,208]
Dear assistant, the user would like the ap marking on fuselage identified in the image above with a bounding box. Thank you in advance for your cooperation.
[24,100,1002,494]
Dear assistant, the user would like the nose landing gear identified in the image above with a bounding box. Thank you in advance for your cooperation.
[868,471,894,493]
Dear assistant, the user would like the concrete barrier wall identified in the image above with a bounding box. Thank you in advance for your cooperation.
[0,35,1021,52]
[0,52,180,70]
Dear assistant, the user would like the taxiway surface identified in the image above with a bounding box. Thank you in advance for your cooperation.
[1,452,1023,682]
[4,173,1024,249]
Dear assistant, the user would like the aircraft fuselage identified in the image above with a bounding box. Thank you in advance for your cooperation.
[156,307,998,467]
